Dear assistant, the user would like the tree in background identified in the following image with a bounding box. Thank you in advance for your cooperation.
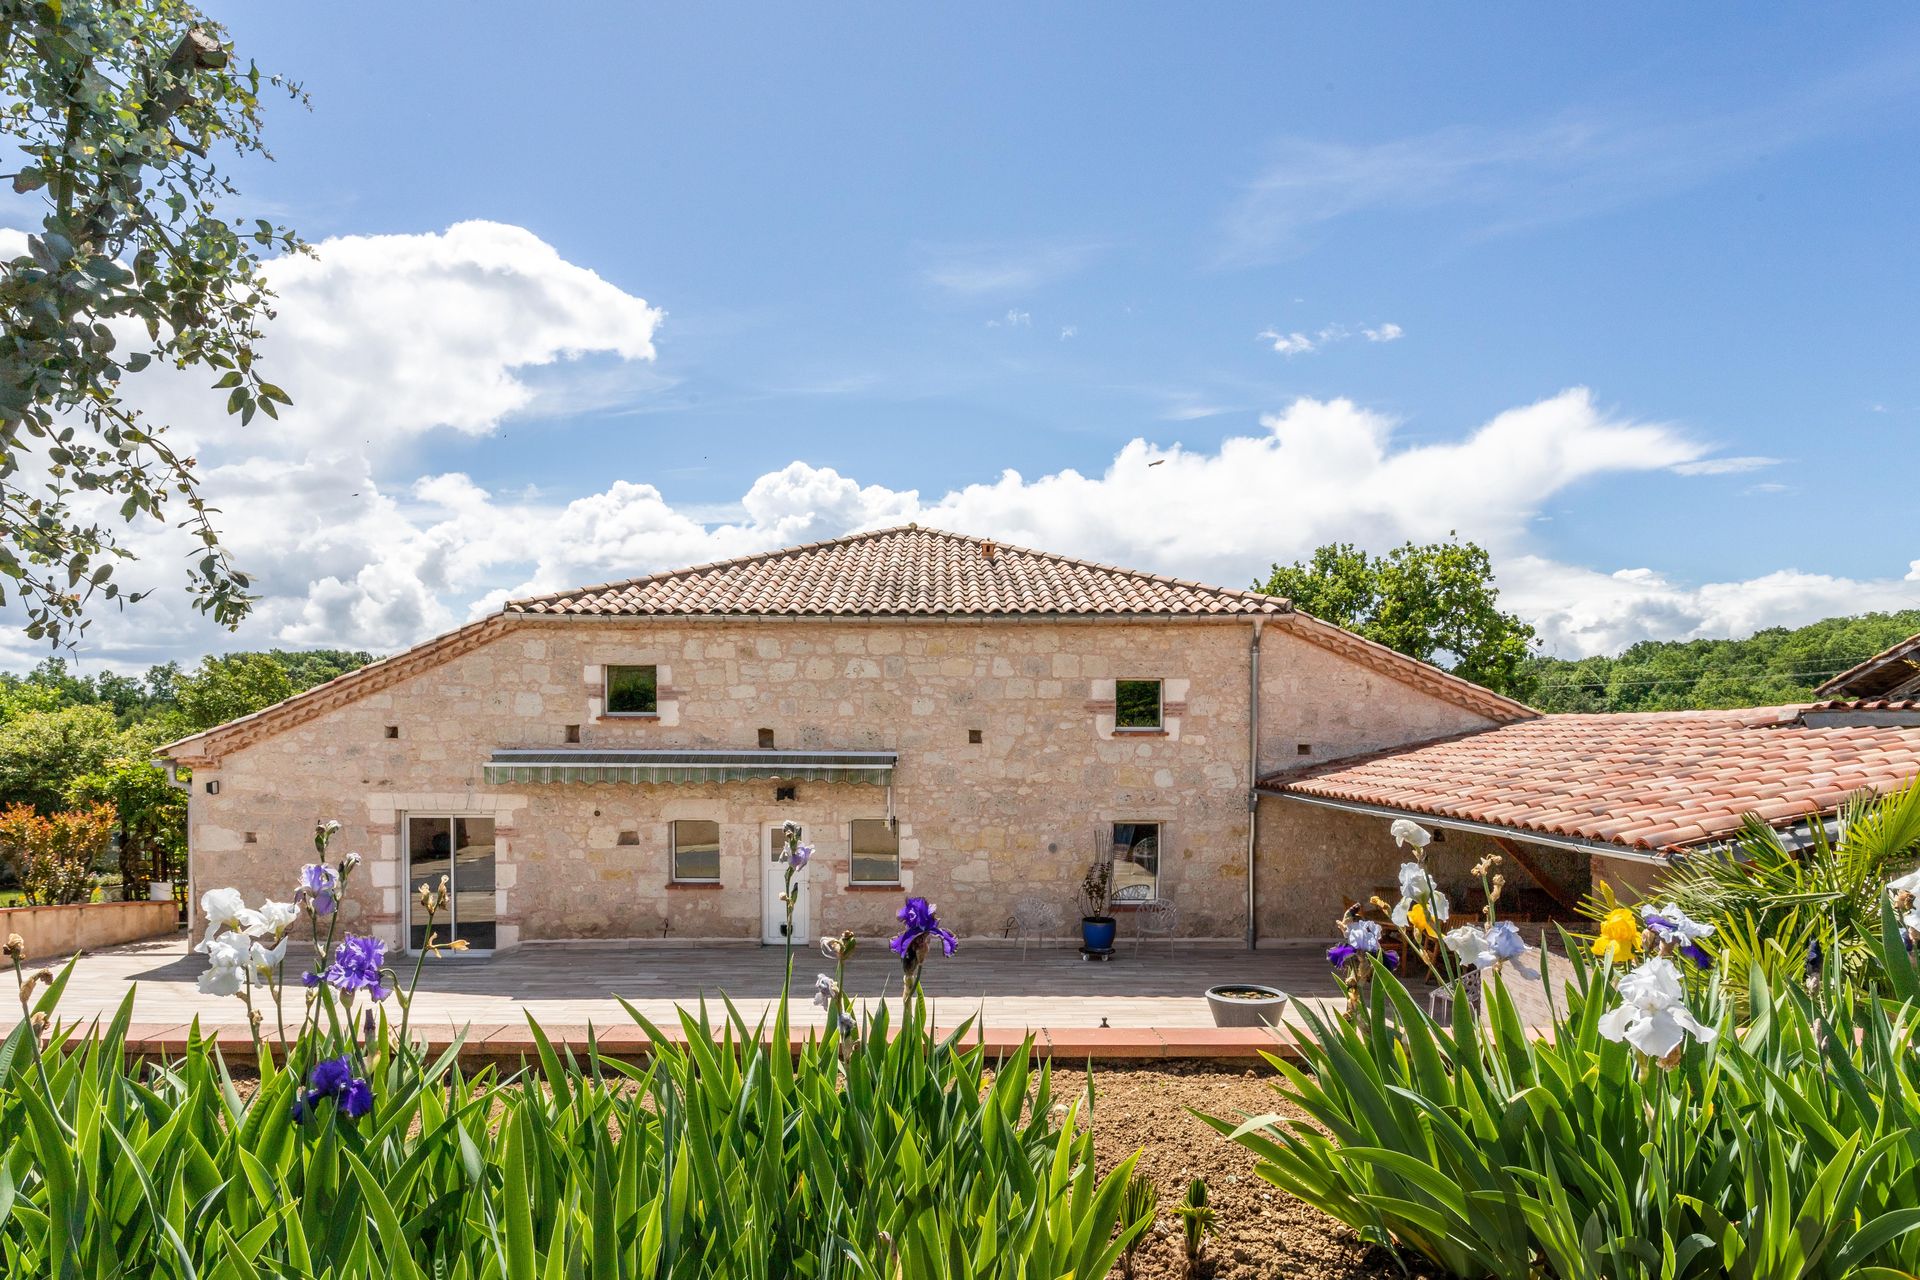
[0,0,305,646]
[1256,537,1540,699]
[68,721,185,893]
[0,646,371,889]
[1527,610,1920,712]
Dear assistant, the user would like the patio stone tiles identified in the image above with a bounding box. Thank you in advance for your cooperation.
[3,931,1565,1062]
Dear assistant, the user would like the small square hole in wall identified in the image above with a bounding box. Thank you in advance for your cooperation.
[243,832,257,844]
[968,729,983,744]
[564,724,581,744]
[758,727,776,749]
[384,725,400,740]
[204,780,219,795]
[1296,742,1312,755]
[1431,829,1447,844]
[776,785,797,803]
[616,829,639,846]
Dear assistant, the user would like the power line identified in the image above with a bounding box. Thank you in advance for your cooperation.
[1528,662,1877,694]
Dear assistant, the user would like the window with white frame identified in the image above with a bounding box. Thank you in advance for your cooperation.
[1114,678,1163,730]
[670,819,720,882]
[606,664,659,715]
[849,818,901,885]
[1109,821,1160,903]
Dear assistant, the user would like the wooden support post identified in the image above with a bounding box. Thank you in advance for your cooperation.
[1490,835,1582,913]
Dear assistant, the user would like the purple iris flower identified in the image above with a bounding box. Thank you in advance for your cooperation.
[292,1053,374,1123]
[889,896,958,959]
[340,1078,374,1118]
[301,970,321,988]
[1327,944,1357,967]
[1381,949,1401,971]
[322,934,391,1000]
[1680,943,1713,969]
[789,843,814,870]
[308,1055,353,1096]
[300,863,340,915]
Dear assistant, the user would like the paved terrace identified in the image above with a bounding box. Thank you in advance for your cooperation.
[3,932,1564,1062]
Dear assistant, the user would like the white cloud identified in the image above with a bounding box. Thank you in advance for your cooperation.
[987,309,1032,328]
[919,239,1108,296]
[1260,320,1402,356]
[1218,50,1920,263]
[9,217,1898,676]
[135,220,663,458]
[1504,558,1920,659]
[1670,455,1781,476]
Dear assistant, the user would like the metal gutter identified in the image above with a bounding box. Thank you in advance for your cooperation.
[1245,617,1263,950]
[508,611,1284,626]
[1258,788,1673,865]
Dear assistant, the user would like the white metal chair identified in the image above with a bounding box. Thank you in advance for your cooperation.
[1008,895,1062,958]
[1132,896,1178,955]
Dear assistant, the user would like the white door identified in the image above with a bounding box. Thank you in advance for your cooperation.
[761,821,810,944]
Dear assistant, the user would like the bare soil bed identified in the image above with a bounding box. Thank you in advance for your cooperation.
[1083,1060,1432,1280]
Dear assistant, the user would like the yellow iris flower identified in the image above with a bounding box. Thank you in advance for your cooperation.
[1407,903,1436,937]
[1592,907,1641,962]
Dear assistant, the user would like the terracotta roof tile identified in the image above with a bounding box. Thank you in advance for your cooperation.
[1261,705,1920,853]
[505,525,1291,619]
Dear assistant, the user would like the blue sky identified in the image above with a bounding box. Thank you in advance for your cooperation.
[14,3,1920,670]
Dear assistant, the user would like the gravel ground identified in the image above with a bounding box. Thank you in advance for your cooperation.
[1080,1061,1435,1280]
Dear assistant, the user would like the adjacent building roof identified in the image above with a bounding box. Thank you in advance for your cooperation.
[506,525,1290,618]
[1816,631,1920,701]
[158,526,1532,764]
[1260,702,1920,857]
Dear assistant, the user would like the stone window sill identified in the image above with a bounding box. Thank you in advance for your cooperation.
[844,882,904,892]
[665,881,723,891]
[1112,728,1169,737]
[597,713,660,722]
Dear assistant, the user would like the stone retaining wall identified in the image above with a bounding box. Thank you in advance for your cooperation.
[0,900,181,963]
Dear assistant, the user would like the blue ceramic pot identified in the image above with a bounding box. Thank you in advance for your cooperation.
[1081,915,1117,951]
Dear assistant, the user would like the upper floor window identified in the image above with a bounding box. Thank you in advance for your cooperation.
[670,819,720,882]
[849,818,901,885]
[606,664,659,715]
[1114,678,1163,730]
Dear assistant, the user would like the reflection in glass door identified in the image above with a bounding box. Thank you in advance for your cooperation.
[406,815,496,951]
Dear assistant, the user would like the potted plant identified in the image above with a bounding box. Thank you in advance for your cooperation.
[1205,982,1290,1026]
[1080,858,1117,953]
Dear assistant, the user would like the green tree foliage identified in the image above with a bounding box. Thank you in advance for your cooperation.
[0,0,305,646]
[0,646,371,885]
[1256,537,1540,699]
[1528,609,1920,712]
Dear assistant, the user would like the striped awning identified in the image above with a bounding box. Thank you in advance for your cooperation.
[483,748,897,786]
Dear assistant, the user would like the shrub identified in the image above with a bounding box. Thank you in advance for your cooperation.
[1205,925,1920,1279]
[0,802,114,904]
[0,823,1153,1276]
[1634,776,1920,995]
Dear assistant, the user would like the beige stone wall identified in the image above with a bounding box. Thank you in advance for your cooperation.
[1251,633,1505,940]
[185,614,1502,951]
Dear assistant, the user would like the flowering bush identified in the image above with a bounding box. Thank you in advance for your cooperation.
[0,802,114,904]
[0,823,1149,1277]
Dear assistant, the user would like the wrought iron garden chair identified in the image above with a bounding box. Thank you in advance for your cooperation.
[1131,895,1179,956]
[1007,895,1062,959]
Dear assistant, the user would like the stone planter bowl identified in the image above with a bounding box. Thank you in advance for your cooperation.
[1205,982,1290,1027]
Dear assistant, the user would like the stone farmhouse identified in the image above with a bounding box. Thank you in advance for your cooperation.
[158,526,1920,955]
[159,526,1539,952]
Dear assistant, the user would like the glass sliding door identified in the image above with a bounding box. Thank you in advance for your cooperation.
[406,814,496,952]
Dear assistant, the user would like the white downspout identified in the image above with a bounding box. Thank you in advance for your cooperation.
[1245,617,1264,950]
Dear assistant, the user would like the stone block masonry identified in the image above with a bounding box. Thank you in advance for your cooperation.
[182,615,1499,950]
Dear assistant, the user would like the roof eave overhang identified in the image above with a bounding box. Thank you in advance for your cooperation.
[1258,787,1675,865]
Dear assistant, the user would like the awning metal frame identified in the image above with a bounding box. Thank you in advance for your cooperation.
[483,747,898,787]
